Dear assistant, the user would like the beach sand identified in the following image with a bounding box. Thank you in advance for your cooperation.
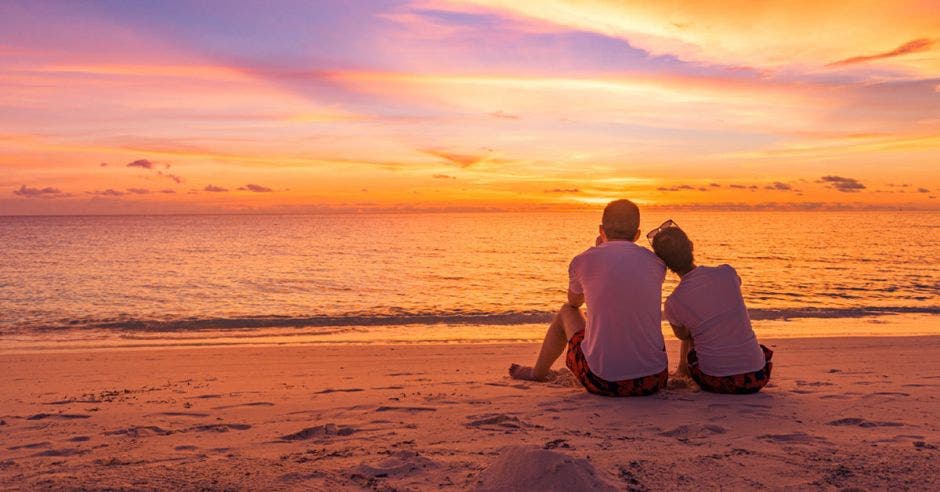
[2,336,938,490]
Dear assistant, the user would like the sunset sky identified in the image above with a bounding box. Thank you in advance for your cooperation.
[2,0,939,214]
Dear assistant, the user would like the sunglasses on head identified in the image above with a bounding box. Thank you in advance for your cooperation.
[646,219,679,245]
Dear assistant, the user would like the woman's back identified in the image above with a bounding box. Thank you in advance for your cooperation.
[665,264,765,377]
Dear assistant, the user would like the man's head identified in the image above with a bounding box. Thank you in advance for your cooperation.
[652,227,695,274]
[600,199,641,242]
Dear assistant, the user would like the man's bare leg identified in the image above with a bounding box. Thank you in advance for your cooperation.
[510,304,585,381]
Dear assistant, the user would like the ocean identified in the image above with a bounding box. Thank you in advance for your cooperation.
[1,211,938,349]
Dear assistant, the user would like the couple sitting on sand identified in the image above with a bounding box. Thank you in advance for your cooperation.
[510,199,773,396]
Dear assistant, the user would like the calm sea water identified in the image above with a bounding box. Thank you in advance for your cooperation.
[1,211,938,341]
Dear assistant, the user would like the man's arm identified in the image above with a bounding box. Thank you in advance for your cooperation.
[567,290,584,308]
[670,322,691,341]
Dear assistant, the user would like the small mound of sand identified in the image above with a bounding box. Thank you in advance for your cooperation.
[474,445,617,492]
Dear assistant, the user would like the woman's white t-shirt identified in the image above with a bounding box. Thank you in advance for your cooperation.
[664,265,766,377]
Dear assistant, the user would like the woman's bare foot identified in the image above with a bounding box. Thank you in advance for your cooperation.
[509,363,549,382]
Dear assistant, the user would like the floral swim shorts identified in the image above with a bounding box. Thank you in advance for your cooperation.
[688,344,774,394]
[565,330,668,397]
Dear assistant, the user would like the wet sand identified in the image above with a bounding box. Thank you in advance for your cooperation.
[1,336,938,490]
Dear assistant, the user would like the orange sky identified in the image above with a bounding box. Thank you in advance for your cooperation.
[1,0,939,214]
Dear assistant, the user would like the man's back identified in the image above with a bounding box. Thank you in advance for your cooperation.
[569,241,667,381]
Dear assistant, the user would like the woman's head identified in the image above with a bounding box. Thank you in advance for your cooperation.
[652,227,695,274]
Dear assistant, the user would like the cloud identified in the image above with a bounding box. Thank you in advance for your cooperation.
[819,175,866,192]
[729,184,746,189]
[657,184,698,192]
[204,185,228,192]
[126,158,183,183]
[89,189,126,196]
[826,38,934,67]
[158,171,184,184]
[490,110,519,120]
[237,184,273,192]
[160,189,177,194]
[12,185,66,198]
[423,149,486,168]
[127,188,150,194]
[918,187,930,193]
[432,174,457,179]
[544,188,580,193]
[127,159,155,170]
[765,182,792,191]
[100,162,108,167]
[709,183,721,188]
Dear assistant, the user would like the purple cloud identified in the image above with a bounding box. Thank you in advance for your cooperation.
[89,189,126,196]
[544,188,580,193]
[127,188,150,195]
[12,185,66,198]
[765,182,792,191]
[827,39,933,67]
[158,171,184,184]
[237,184,273,193]
[127,159,155,170]
[917,187,930,193]
[432,174,456,179]
[657,184,701,192]
[204,185,228,192]
[819,175,866,192]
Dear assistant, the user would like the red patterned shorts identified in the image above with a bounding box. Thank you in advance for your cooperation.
[688,344,773,394]
[565,331,668,397]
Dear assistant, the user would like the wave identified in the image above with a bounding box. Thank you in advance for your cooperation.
[12,306,940,333]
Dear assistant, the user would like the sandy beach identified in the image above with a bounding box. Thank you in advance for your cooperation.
[1,336,938,490]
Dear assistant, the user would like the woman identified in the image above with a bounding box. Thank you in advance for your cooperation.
[649,220,773,394]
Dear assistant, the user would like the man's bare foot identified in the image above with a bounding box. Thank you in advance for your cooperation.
[509,363,549,382]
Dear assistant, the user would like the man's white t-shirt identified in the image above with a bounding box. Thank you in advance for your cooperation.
[568,241,667,381]
[664,265,765,377]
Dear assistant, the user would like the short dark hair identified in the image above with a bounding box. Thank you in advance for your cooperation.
[652,227,694,273]
[602,199,640,240]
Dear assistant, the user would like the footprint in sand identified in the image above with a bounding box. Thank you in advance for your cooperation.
[211,402,275,410]
[375,405,437,413]
[43,399,101,405]
[351,450,438,481]
[185,423,251,433]
[466,413,538,431]
[758,433,830,444]
[659,424,727,440]
[32,448,87,458]
[25,413,90,421]
[867,391,910,397]
[105,426,173,437]
[148,412,211,418]
[796,380,834,387]
[8,442,51,451]
[827,418,903,428]
[280,423,357,441]
[315,388,365,394]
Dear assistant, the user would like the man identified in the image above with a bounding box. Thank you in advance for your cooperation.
[509,199,669,396]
